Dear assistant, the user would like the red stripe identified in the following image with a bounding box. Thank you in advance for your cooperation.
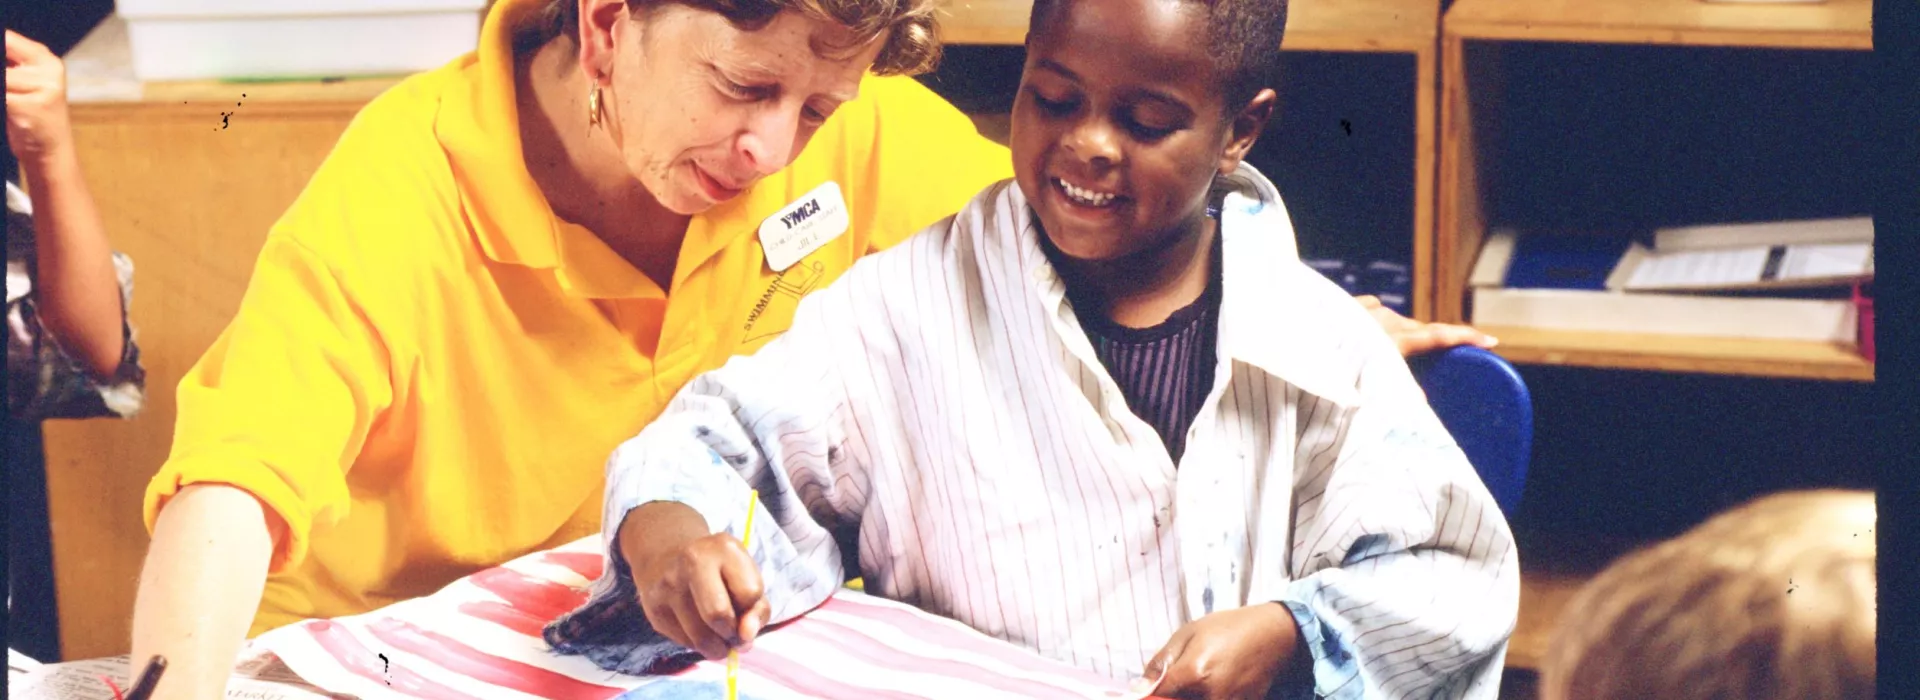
[821,596,1120,688]
[468,567,589,621]
[458,600,548,637]
[787,617,1099,698]
[302,620,485,700]
[364,617,624,700]
[540,552,605,581]
[739,648,933,700]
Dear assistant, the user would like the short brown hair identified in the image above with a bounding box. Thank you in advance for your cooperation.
[518,0,941,76]
[1541,489,1876,700]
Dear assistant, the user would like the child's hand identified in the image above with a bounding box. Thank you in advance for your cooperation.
[625,507,772,661]
[1357,295,1499,357]
[1135,603,1306,700]
[6,30,75,165]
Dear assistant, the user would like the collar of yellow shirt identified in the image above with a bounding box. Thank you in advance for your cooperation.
[434,0,784,301]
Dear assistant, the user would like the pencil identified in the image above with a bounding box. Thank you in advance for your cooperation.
[728,490,759,700]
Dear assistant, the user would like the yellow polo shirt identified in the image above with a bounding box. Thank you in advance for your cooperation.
[143,0,1012,635]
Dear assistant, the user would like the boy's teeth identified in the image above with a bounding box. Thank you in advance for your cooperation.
[1055,178,1115,206]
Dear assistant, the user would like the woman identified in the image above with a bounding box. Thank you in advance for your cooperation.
[130,1,1488,698]
[131,0,1007,696]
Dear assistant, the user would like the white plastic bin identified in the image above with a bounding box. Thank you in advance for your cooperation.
[116,0,488,82]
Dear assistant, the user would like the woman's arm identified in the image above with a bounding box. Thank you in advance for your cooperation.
[131,485,283,700]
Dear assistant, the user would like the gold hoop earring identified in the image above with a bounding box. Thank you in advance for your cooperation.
[588,84,604,128]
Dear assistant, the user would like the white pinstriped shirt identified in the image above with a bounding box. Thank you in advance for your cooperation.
[564,164,1519,698]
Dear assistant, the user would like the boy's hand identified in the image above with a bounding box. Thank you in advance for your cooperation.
[1357,295,1499,357]
[623,503,772,661]
[5,30,76,165]
[1136,603,1306,700]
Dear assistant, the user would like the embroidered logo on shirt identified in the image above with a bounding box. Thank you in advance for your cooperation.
[742,261,826,343]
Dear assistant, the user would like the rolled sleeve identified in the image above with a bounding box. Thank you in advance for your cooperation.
[551,282,875,674]
[143,235,393,574]
[1278,334,1519,699]
[1279,596,1361,700]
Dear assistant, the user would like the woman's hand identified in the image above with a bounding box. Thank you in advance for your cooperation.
[1357,295,1499,357]
[1135,603,1308,700]
[6,30,75,166]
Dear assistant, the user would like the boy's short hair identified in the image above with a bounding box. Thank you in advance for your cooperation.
[1029,0,1290,110]
[1541,489,1876,700]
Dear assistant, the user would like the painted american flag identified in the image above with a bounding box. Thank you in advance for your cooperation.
[252,537,1162,700]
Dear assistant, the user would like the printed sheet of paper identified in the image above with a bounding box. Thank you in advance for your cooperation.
[7,650,338,700]
[1624,247,1770,289]
[251,537,1154,700]
[1620,242,1872,292]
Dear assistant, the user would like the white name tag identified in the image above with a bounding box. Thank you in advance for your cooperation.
[759,181,850,272]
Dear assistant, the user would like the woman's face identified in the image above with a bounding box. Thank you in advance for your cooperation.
[592,4,884,215]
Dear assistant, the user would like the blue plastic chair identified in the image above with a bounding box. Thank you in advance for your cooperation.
[1406,346,1533,517]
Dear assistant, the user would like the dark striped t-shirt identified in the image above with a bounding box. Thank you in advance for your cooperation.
[1066,235,1224,463]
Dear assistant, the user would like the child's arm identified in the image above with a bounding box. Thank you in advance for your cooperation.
[1273,332,1518,698]
[548,265,892,674]
[7,30,127,380]
[1150,329,1519,700]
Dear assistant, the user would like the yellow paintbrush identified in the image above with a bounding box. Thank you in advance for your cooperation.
[728,490,758,700]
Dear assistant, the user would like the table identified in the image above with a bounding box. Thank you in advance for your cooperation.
[251,538,1158,700]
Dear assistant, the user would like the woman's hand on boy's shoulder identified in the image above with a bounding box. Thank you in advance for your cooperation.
[1356,295,1500,358]
[5,30,75,166]
[1136,602,1307,700]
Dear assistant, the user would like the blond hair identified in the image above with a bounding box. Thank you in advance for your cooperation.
[519,0,941,76]
[1541,489,1876,700]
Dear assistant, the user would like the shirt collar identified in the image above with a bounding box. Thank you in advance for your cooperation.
[1213,163,1364,407]
[1015,163,1365,408]
[437,0,556,270]
[435,0,681,299]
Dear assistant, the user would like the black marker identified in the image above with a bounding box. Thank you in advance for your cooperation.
[124,656,168,700]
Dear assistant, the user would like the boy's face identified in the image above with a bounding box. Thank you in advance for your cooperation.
[1011,0,1266,263]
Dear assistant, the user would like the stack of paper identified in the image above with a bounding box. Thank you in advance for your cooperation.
[1613,218,1872,293]
[250,537,1153,700]
[1469,217,1871,343]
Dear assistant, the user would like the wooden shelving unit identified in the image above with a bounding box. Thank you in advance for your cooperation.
[1437,0,1874,673]
[1441,0,1870,50]
[940,0,1437,52]
[1437,0,1873,381]
[939,0,1445,319]
[1481,326,1875,382]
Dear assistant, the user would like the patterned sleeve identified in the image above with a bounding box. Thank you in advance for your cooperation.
[545,271,875,676]
[5,181,147,422]
[1274,329,1518,700]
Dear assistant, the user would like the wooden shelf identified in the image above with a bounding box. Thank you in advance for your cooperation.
[1479,325,1874,381]
[1444,0,1871,50]
[938,0,1438,52]
[1436,1,1873,378]
[66,15,403,106]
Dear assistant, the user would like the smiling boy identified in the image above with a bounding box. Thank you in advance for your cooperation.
[548,0,1519,697]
